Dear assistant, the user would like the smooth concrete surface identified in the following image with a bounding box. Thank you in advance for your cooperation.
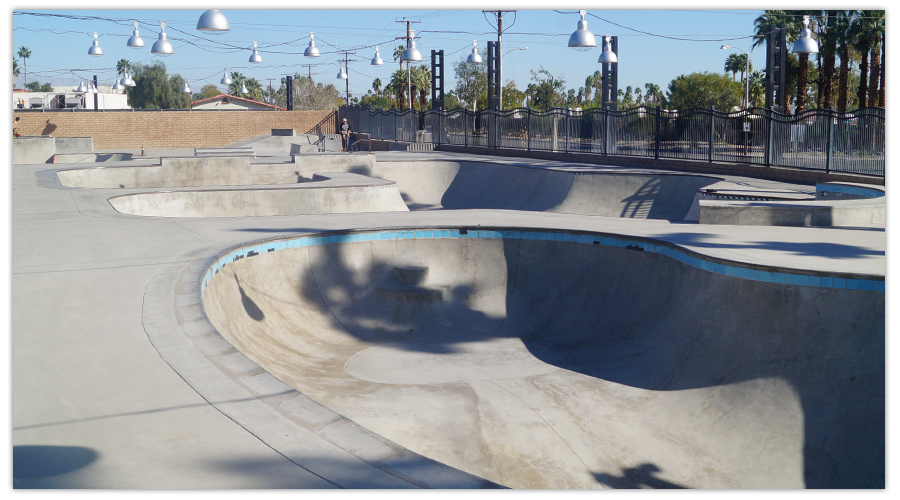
[52,152,133,163]
[107,173,410,218]
[53,137,93,154]
[12,135,55,164]
[699,197,886,227]
[202,234,883,489]
[11,148,885,489]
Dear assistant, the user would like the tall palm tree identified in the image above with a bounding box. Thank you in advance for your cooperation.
[372,77,382,96]
[724,53,742,81]
[748,71,766,107]
[387,68,408,110]
[864,11,885,107]
[393,45,405,71]
[816,11,840,109]
[13,57,21,86]
[851,10,878,109]
[644,83,662,106]
[835,11,857,112]
[411,64,431,109]
[227,71,246,96]
[17,46,31,88]
[878,31,885,107]
[752,11,800,113]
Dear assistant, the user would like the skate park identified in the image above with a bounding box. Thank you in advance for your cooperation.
[11,131,885,489]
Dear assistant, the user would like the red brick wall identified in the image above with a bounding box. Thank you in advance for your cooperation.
[12,109,337,149]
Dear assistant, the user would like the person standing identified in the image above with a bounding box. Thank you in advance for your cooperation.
[13,116,21,137]
[340,118,350,152]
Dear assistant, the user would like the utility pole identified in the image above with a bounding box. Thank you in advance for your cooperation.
[300,64,318,81]
[395,19,420,110]
[484,10,515,110]
[337,52,357,106]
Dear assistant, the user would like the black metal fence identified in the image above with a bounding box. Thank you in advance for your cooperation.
[340,105,885,177]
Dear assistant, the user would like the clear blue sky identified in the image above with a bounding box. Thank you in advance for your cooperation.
[11,2,819,99]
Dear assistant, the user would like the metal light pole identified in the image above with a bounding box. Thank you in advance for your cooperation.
[721,45,750,110]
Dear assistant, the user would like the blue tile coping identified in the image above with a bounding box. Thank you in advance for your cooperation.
[201,227,884,295]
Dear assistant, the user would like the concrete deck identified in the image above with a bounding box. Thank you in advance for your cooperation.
[10,148,885,489]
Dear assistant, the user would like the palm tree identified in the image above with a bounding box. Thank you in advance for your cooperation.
[752,11,800,113]
[387,69,408,110]
[851,10,879,109]
[748,71,766,107]
[644,83,662,106]
[13,57,21,86]
[724,53,742,81]
[227,71,246,96]
[17,46,31,88]
[411,64,431,109]
[817,11,840,109]
[372,77,382,96]
[116,59,134,77]
[393,44,406,71]
[864,11,885,107]
[835,11,857,112]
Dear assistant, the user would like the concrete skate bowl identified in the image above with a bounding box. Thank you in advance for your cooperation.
[201,228,884,489]
[375,161,720,220]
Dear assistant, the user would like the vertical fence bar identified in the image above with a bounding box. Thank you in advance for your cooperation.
[654,106,661,160]
[526,108,531,150]
[565,109,569,153]
[825,107,834,173]
[766,106,775,167]
[708,107,715,163]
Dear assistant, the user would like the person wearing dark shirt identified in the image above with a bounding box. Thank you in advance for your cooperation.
[340,118,350,151]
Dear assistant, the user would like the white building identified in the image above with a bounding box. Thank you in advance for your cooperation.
[13,86,129,110]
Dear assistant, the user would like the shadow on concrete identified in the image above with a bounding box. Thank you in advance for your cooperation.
[592,463,686,489]
[235,273,265,321]
[13,445,98,487]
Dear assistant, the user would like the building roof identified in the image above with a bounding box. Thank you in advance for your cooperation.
[190,93,286,110]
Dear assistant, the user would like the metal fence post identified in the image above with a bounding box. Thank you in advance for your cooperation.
[526,108,531,151]
[708,107,715,163]
[654,106,661,160]
[825,106,834,173]
[565,109,569,153]
[604,108,610,156]
[766,106,776,167]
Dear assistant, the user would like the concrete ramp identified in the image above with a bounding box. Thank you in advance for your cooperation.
[202,230,884,489]
[378,161,719,220]
[107,173,409,217]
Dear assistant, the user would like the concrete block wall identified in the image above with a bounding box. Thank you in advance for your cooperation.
[12,110,337,150]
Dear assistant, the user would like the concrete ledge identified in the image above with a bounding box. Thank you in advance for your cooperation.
[162,156,252,169]
[13,135,56,164]
[292,152,378,176]
[271,128,295,136]
[54,137,93,154]
[699,197,885,227]
[53,152,134,163]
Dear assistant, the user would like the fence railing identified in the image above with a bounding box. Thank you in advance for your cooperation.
[340,105,885,177]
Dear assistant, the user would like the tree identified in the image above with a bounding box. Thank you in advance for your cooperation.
[453,57,487,111]
[863,11,885,107]
[752,10,800,113]
[116,58,134,77]
[25,81,53,92]
[125,62,191,109]
[644,83,663,106]
[199,84,221,99]
[502,82,525,109]
[386,68,410,110]
[13,57,21,86]
[665,72,742,111]
[724,53,743,81]
[411,64,431,110]
[272,75,340,111]
[835,11,857,112]
[393,44,406,71]
[748,71,766,107]
[17,46,31,88]
[525,67,565,111]
[372,78,382,96]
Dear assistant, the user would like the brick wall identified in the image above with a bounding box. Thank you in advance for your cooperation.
[12,109,337,150]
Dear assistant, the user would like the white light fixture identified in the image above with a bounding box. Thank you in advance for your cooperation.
[337,65,348,79]
[239,82,248,94]
[76,79,86,93]
[371,46,384,66]
[182,81,191,93]
[304,32,320,57]
[249,42,262,63]
[127,21,144,48]
[151,21,174,56]
[792,15,819,54]
[401,31,423,62]
[113,77,122,90]
[568,10,597,48]
[467,40,482,63]
[196,10,230,33]
[597,35,617,63]
[88,32,103,56]
[123,71,136,87]
[220,69,232,85]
